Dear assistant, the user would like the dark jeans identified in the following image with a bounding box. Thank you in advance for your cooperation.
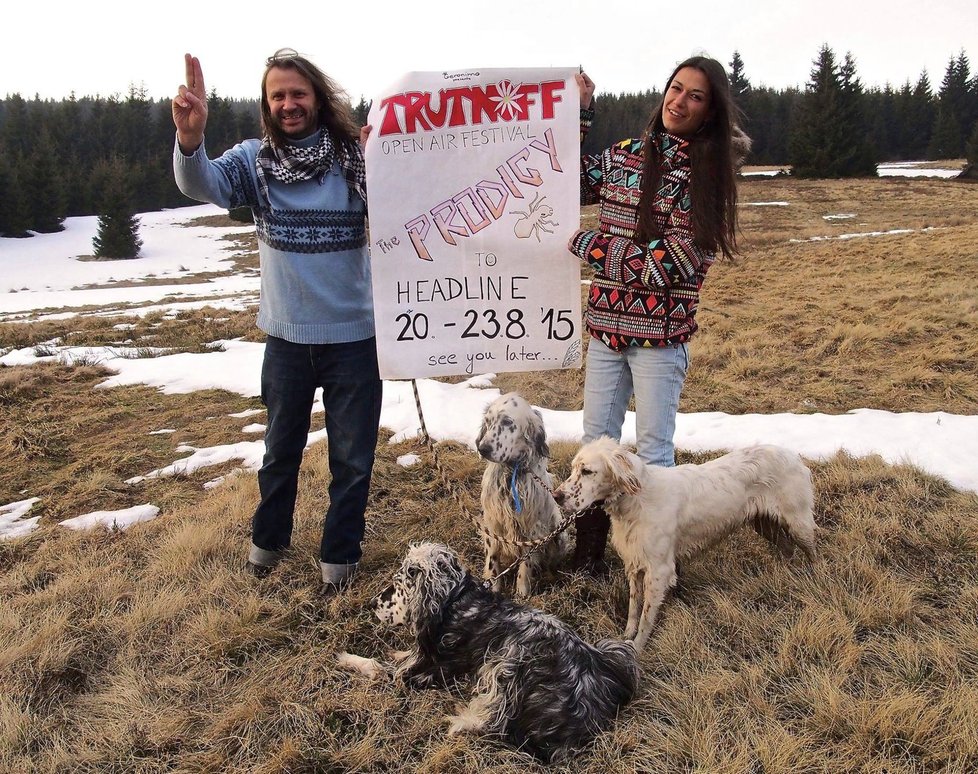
[252,335,383,565]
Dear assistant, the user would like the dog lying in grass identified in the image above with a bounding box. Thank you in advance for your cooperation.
[336,542,639,763]
[553,437,816,651]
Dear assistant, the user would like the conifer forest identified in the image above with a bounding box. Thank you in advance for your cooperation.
[1,46,976,239]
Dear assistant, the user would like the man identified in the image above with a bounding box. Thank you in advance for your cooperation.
[172,49,382,594]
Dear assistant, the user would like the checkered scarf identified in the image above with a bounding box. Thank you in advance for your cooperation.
[255,129,366,208]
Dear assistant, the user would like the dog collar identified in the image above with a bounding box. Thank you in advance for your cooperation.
[510,462,523,513]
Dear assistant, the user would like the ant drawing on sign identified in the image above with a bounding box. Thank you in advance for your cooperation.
[510,193,558,241]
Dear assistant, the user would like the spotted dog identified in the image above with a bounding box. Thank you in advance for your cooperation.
[337,542,639,763]
[474,392,569,597]
[554,437,816,651]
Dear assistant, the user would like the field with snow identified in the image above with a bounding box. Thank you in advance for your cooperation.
[2,170,977,772]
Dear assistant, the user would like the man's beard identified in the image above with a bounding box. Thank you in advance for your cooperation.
[275,108,317,137]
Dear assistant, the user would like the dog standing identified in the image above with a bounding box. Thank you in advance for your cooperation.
[553,437,816,651]
[475,393,570,597]
[338,542,639,763]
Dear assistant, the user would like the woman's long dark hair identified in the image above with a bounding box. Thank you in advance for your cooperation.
[260,53,359,150]
[635,56,743,259]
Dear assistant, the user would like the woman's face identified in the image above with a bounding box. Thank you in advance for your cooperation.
[661,66,712,137]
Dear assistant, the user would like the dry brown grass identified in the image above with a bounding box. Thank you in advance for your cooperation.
[2,176,978,772]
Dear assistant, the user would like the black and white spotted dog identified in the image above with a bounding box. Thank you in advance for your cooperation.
[475,392,570,597]
[337,542,639,763]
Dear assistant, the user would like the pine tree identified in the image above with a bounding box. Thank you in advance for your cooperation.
[728,51,754,155]
[26,130,67,232]
[789,45,876,177]
[967,120,978,164]
[838,53,877,175]
[0,152,32,238]
[1,94,30,156]
[353,97,370,128]
[867,86,896,160]
[789,45,845,177]
[893,73,934,159]
[92,159,143,259]
[729,51,752,101]
[930,53,972,158]
[929,106,962,159]
[958,120,978,179]
[205,88,238,156]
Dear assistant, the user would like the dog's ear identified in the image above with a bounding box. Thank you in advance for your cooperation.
[528,409,550,459]
[434,546,464,578]
[610,449,642,495]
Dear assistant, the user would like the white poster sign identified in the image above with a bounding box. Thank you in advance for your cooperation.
[365,67,582,380]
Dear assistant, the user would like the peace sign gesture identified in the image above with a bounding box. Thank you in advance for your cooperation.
[172,53,208,153]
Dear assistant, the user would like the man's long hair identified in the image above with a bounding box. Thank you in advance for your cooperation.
[260,53,359,149]
[635,56,745,259]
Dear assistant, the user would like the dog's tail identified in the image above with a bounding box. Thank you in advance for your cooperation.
[749,451,817,559]
[750,513,815,559]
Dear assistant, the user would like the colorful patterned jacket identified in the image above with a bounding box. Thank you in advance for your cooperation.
[570,109,715,351]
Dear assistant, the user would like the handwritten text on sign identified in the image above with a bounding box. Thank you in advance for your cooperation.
[365,68,582,380]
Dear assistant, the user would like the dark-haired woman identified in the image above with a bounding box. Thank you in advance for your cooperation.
[568,58,748,573]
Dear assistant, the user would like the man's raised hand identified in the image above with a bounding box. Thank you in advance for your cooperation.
[172,53,208,153]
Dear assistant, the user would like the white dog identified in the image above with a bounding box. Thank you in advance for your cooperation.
[474,393,570,597]
[553,437,816,651]
[337,542,639,763]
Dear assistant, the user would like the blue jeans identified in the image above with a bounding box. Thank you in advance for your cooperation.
[583,340,689,467]
[253,335,382,565]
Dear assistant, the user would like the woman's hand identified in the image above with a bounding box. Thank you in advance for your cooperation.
[576,72,595,109]
[359,124,372,152]
[568,228,588,253]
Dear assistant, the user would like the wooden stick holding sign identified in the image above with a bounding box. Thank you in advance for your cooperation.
[364,68,582,381]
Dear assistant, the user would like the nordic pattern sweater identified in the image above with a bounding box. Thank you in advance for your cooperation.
[174,131,374,345]
[570,111,715,351]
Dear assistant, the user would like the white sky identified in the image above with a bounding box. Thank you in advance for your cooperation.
[2,1,975,102]
[0,198,975,539]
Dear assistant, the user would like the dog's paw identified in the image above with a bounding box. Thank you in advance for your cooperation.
[405,670,437,690]
[446,710,484,736]
[390,649,413,664]
[335,651,387,680]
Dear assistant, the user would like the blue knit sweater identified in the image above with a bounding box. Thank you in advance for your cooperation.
[173,131,374,345]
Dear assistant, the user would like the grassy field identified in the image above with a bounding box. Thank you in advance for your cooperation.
[2,172,977,772]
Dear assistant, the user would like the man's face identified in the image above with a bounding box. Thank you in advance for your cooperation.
[265,66,319,139]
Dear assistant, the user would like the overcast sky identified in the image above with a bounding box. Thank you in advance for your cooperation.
[3,1,974,103]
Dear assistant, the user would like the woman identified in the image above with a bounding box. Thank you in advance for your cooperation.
[568,58,747,573]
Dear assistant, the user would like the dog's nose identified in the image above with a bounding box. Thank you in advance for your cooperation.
[477,443,492,459]
[553,488,565,505]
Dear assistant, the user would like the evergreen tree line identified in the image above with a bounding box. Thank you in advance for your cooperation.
[0,86,261,238]
[1,46,975,238]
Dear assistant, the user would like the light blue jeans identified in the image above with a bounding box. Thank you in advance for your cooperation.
[583,341,690,467]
